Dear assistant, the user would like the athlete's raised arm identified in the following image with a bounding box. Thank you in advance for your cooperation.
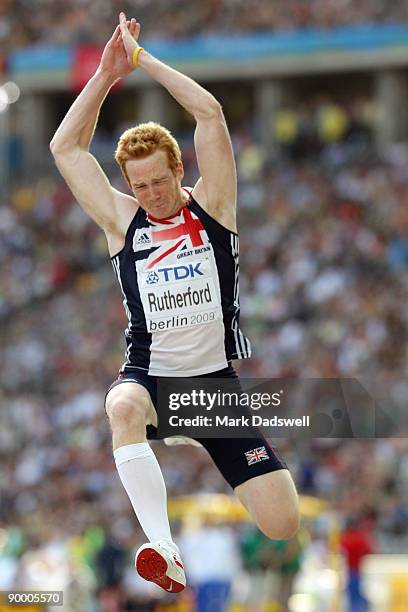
[119,12,237,232]
[50,21,139,254]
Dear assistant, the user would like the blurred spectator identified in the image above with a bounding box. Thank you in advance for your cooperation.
[241,525,304,609]
[341,515,376,612]
[180,516,241,612]
[273,95,374,160]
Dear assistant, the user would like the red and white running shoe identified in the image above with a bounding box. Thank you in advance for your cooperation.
[135,541,186,593]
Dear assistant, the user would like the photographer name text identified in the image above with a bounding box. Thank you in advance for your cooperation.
[168,415,310,427]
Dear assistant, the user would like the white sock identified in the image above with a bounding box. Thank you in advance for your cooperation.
[114,443,174,545]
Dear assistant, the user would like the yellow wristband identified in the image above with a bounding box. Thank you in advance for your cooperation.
[132,46,144,68]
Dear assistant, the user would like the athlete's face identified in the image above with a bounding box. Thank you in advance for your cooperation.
[126,150,185,218]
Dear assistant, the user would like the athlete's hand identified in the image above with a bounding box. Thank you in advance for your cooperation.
[100,18,138,79]
[119,12,142,69]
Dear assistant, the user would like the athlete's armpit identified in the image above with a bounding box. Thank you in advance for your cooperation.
[192,178,237,234]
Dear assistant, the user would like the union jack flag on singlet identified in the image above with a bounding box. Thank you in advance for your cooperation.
[111,189,251,377]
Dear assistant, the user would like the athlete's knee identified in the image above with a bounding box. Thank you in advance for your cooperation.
[257,504,300,540]
[106,393,151,427]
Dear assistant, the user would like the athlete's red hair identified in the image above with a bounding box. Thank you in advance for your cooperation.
[115,122,182,188]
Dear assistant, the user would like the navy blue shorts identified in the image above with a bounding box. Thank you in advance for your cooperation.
[106,365,288,489]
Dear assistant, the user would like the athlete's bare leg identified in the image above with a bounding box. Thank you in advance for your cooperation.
[105,382,157,450]
[235,470,300,540]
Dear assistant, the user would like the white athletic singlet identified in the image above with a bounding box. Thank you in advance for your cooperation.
[111,190,251,376]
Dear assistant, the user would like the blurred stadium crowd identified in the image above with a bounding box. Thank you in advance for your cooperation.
[1,0,408,49]
[1,100,408,608]
[0,0,408,608]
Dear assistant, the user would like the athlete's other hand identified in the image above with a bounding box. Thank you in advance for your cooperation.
[119,12,142,69]
[100,18,138,79]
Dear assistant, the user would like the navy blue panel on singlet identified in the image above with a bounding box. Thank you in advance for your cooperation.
[188,197,251,360]
[110,207,153,370]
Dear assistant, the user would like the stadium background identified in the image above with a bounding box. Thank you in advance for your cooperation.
[0,1,408,611]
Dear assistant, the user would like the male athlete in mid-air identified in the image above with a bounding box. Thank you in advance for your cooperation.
[51,12,299,593]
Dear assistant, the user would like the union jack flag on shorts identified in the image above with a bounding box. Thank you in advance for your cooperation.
[244,446,269,466]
